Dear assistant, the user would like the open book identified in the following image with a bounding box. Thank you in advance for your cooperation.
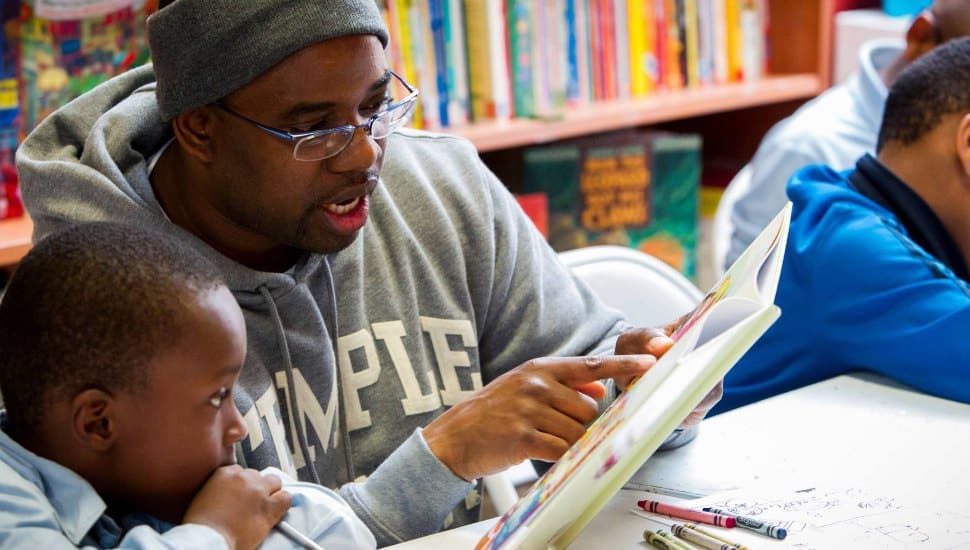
[476,203,793,550]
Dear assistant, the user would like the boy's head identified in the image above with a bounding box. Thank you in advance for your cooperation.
[877,37,970,154]
[0,222,248,523]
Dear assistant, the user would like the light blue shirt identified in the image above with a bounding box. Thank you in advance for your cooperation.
[0,428,376,549]
[726,39,902,267]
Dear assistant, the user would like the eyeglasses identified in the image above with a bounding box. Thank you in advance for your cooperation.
[214,71,418,162]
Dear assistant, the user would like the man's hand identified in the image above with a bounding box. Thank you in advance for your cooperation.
[612,327,675,390]
[613,318,723,427]
[183,465,292,550]
[423,355,656,481]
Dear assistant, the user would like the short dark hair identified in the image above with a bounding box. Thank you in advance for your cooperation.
[877,37,970,151]
[157,0,176,9]
[0,223,226,434]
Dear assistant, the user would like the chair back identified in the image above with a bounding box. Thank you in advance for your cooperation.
[558,245,703,326]
[712,164,753,278]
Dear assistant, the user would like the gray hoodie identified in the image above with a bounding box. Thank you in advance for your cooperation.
[16,65,628,545]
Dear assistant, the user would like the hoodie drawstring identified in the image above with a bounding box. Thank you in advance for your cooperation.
[259,285,321,485]
[322,256,356,482]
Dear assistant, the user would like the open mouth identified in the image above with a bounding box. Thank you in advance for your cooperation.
[323,196,361,215]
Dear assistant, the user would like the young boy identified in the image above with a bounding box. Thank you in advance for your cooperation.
[0,222,376,549]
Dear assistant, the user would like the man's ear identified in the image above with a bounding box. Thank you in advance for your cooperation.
[171,107,217,163]
[71,388,117,453]
[957,113,970,183]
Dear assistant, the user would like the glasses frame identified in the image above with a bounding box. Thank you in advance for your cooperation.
[213,70,418,161]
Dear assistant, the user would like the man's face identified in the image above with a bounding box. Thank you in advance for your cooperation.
[202,34,390,256]
[109,285,248,522]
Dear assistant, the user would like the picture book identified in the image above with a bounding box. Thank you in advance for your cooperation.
[475,203,793,550]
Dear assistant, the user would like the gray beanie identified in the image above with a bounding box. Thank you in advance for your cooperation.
[148,0,389,121]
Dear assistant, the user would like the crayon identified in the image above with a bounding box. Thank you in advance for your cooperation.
[643,529,697,550]
[681,523,749,550]
[703,507,788,540]
[671,523,740,550]
[638,500,737,528]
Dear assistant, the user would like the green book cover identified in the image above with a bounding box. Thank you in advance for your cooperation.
[522,129,700,278]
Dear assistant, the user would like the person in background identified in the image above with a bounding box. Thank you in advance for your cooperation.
[725,0,970,268]
[0,223,375,549]
[713,37,970,414]
[15,0,719,543]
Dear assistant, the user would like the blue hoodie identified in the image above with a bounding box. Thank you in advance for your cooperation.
[714,154,970,414]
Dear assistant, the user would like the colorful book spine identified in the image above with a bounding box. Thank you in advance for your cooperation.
[599,0,618,100]
[404,0,440,129]
[653,0,669,90]
[683,0,700,88]
[663,0,683,90]
[465,0,511,121]
[612,0,630,99]
[696,0,715,85]
[627,0,657,97]
[740,0,762,81]
[489,0,513,119]
[464,0,492,121]
[711,0,729,84]
[725,0,743,81]
[506,0,535,118]
[565,0,582,104]
[428,0,450,126]
[443,0,469,125]
[587,0,604,100]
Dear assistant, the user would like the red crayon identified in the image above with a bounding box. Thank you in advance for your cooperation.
[637,500,737,528]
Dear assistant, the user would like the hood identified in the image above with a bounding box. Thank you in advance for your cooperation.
[16,64,315,300]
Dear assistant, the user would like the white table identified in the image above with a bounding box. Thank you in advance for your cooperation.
[388,374,970,548]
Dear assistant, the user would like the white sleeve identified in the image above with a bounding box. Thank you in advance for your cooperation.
[258,467,377,550]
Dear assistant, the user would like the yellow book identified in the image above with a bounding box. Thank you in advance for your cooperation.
[684,0,699,88]
[725,0,743,81]
[628,0,648,96]
[464,0,493,120]
[390,0,424,128]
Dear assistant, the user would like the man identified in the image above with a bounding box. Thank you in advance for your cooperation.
[713,37,970,414]
[15,0,709,544]
[725,0,970,268]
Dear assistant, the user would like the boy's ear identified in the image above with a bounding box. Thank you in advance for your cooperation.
[171,106,217,164]
[71,389,118,452]
[957,114,970,183]
[903,13,940,62]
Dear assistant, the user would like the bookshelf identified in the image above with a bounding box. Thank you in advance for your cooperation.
[0,0,836,269]
[456,74,822,152]
[453,0,834,156]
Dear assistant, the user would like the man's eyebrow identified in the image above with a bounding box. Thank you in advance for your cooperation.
[278,71,393,121]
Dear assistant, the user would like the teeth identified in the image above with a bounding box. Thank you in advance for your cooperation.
[324,196,360,215]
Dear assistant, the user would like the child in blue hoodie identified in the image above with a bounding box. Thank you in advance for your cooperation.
[715,37,970,413]
[0,222,375,549]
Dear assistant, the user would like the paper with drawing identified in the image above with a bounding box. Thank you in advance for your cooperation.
[636,486,970,549]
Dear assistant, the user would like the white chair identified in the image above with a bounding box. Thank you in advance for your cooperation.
[483,245,704,515]
[558,245,703,326]
[712,164,753,279]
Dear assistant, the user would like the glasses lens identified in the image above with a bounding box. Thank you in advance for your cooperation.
[371,98,416,140]
[293,129,355,161]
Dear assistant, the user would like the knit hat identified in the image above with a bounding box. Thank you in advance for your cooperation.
[148,0,389,121]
